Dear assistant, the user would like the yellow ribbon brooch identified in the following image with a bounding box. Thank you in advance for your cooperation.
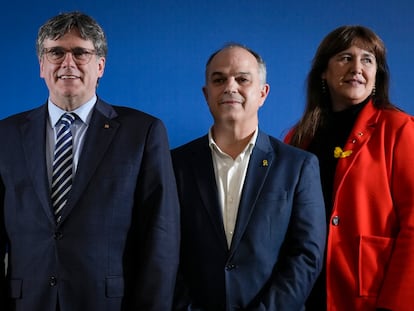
[334,146,353,158]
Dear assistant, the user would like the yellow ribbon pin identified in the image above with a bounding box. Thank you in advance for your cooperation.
[334,147,353,158]
[262,159,268,167]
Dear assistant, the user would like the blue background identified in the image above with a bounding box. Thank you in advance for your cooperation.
[2,0,413,148]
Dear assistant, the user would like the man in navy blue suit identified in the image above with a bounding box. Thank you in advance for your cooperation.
[172,43,326,311]
[0,12,180,311]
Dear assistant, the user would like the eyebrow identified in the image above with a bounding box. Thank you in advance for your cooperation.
[210,71,252,77]
[45,46,93,50]
[338,51,375,58]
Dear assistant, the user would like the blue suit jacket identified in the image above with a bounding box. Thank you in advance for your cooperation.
[172,131,326,311]
[0,98,180,311]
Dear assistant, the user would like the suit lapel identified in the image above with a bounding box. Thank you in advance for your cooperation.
[229,132,273,254]
[59,100,119,223]
[192,138,228,251]
[334,101,378,192]
[21,105,56,224]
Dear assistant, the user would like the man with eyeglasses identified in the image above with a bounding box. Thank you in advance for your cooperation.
[0,11,180,311]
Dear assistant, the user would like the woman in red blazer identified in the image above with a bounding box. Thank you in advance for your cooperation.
[285,25,414,311]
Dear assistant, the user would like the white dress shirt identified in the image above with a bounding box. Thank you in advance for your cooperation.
[209,128,257,247]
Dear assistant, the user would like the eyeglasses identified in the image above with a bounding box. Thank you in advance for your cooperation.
[43,47,97,65]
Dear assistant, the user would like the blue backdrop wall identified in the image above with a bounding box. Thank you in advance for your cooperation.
[2,0,413,148]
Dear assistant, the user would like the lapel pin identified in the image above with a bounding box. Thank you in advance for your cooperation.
[104,123,110,129]
[262,159,268,167]
[334,146,353,158]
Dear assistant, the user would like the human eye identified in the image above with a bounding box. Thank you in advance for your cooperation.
[237,77,249,83]
[211,76,226,84]
[72,48,91,60]
[236,74,251,84]
[47,47,65,59]
[339,55,352,63]
[362,56,375,64]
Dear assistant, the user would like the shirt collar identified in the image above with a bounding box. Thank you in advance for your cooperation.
[208,127,258,157]
[48,95,97,127]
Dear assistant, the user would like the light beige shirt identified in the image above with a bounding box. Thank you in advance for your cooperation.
[209,128,258,247]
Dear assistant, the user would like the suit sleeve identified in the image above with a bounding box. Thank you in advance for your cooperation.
[129,119,180,310]
[0,176,8,309]
[248,154,326,311]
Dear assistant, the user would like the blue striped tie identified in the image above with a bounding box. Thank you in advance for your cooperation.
[51,113,76,222]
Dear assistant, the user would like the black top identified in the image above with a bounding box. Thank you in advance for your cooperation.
[304,98,368,310]
[308,99,368,218]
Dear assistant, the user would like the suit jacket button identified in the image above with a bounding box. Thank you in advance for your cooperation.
[49,276,57,287]
[53,231,63,240]
[332,216,340,226]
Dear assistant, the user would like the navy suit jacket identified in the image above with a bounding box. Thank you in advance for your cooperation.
[0,98,180,311]
[172,131,326,311]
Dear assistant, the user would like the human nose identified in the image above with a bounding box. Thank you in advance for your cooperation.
[350,59,363,74]
[224,78,237,94]
[61,51,77,67]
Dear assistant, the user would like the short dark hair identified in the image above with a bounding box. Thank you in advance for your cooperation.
[36,11,107,59]
[205,43,267,85]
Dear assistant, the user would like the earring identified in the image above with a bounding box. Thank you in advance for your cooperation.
[372,85,376,96]
[321,79,327,94]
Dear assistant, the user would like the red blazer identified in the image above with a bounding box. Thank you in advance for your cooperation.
[286,101,414,311]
